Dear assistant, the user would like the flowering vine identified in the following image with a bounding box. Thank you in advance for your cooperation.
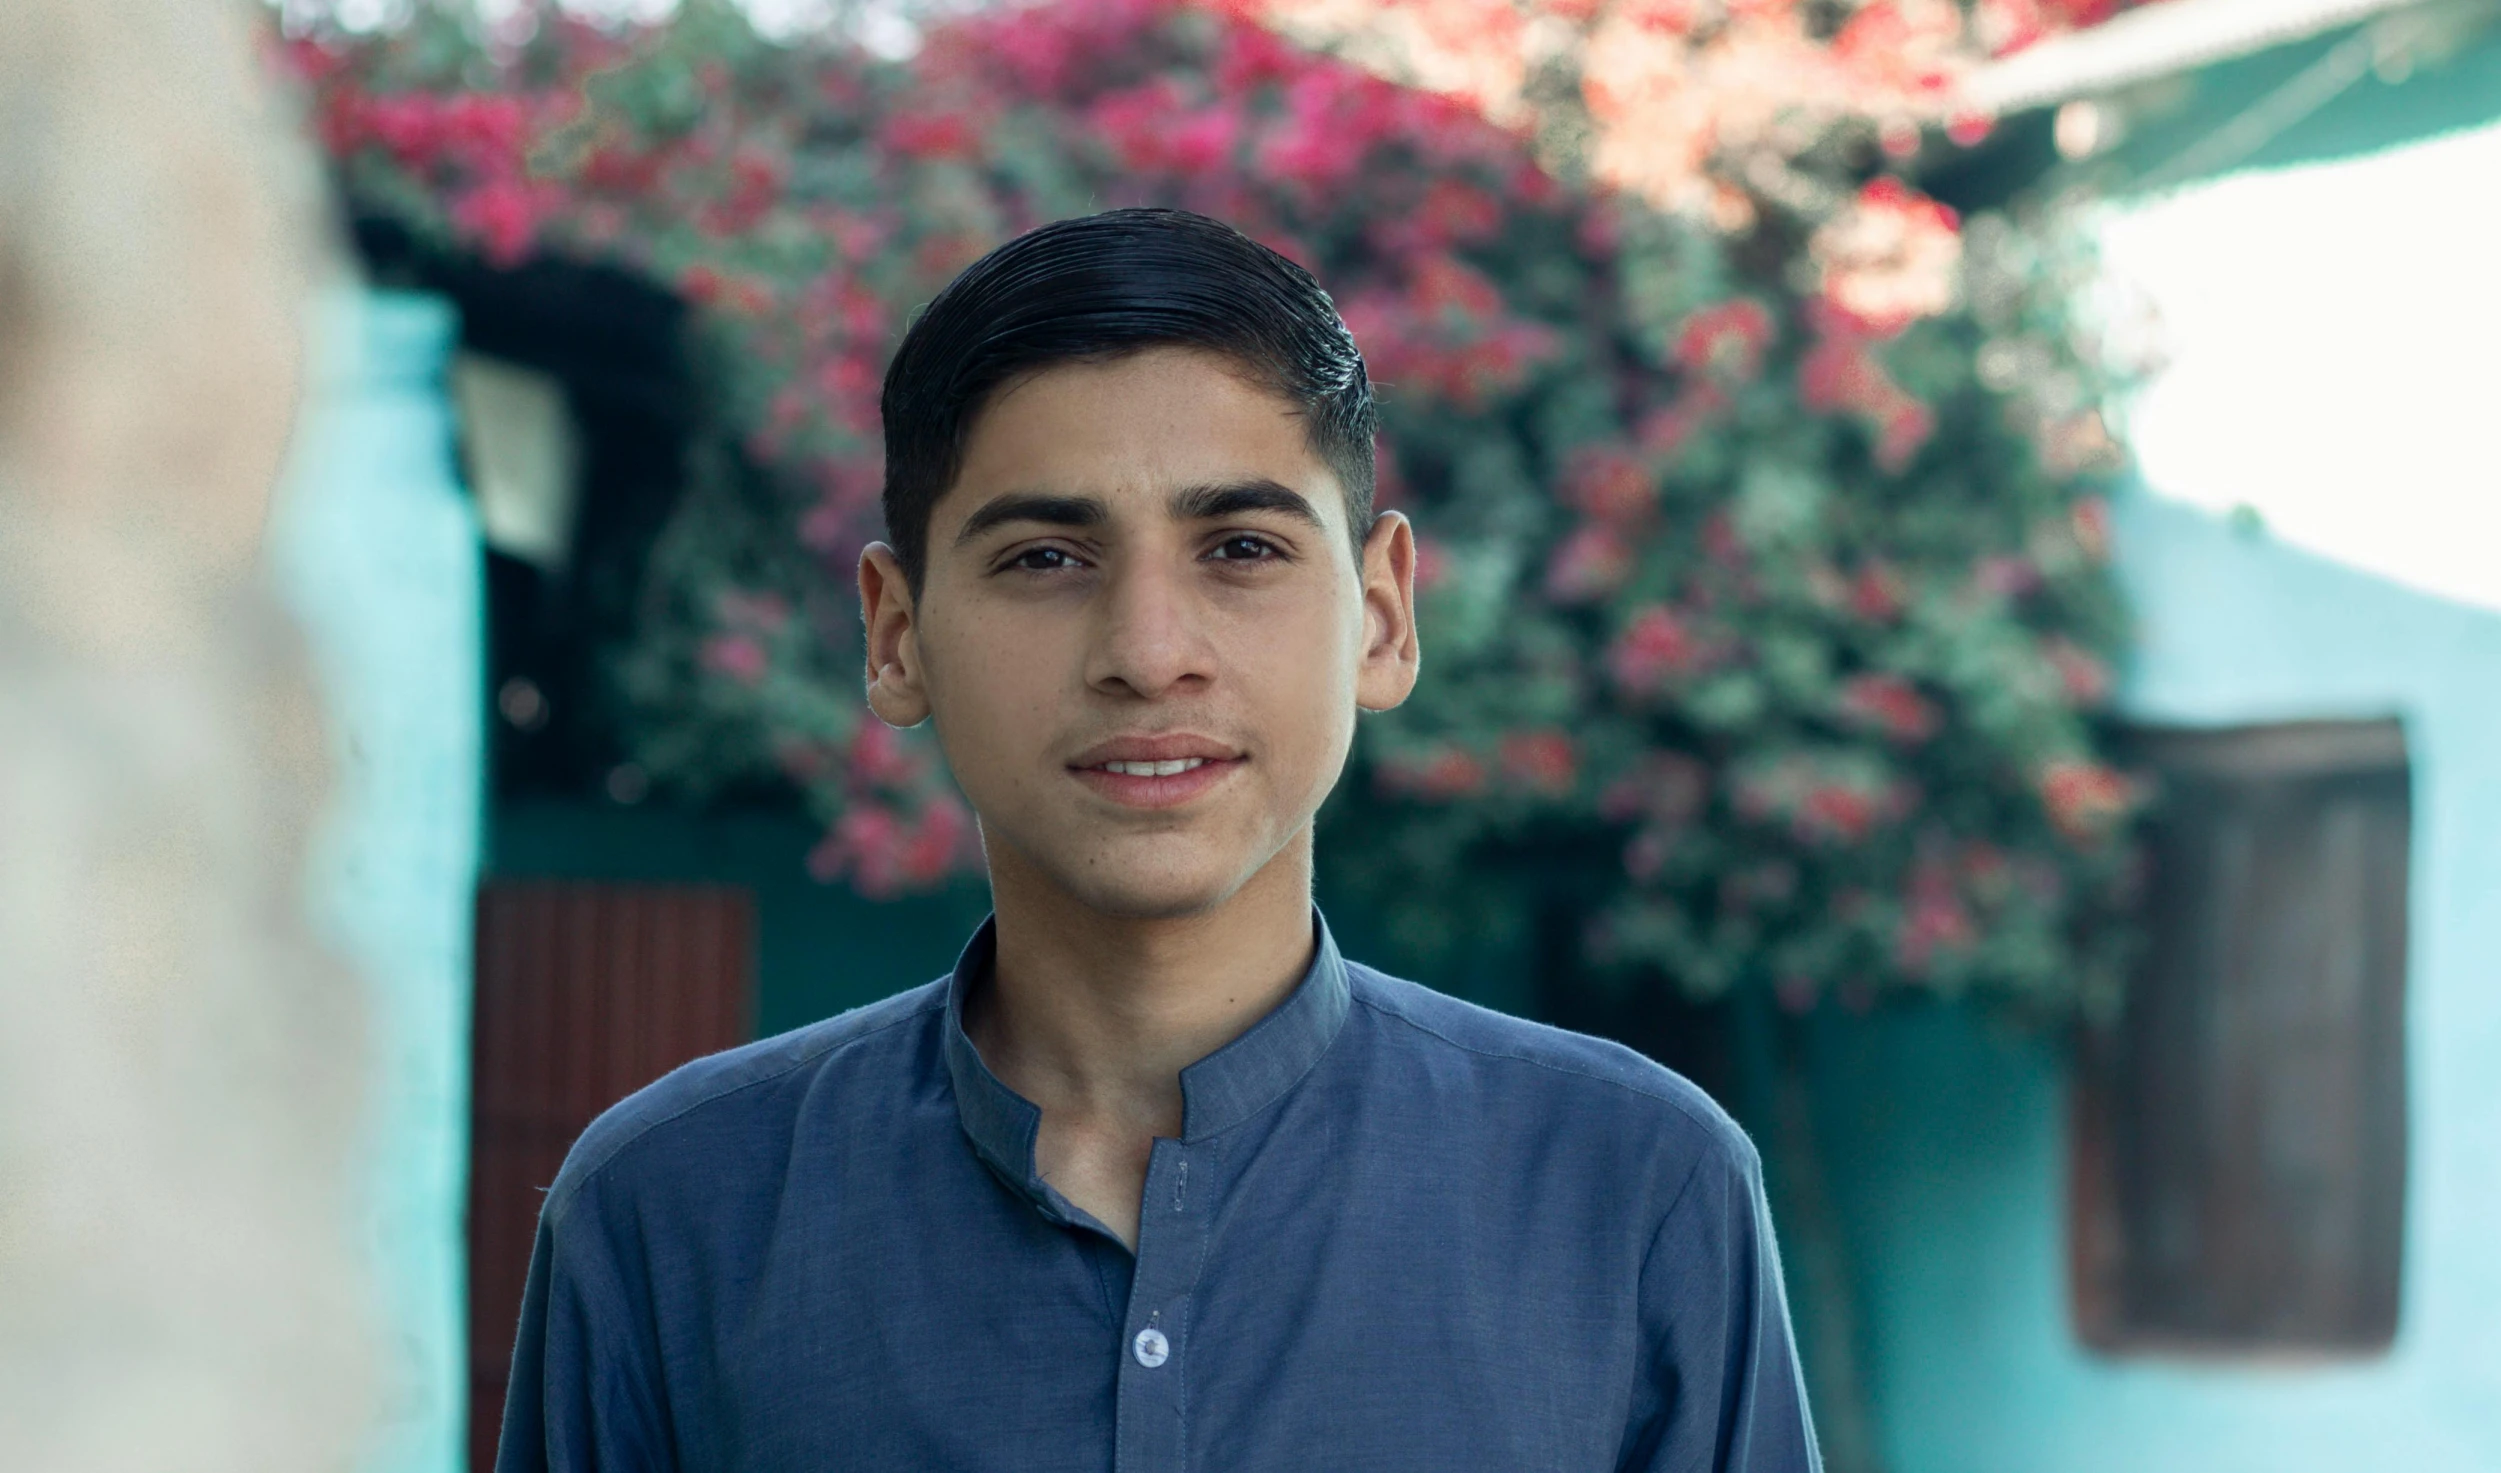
[289,0,2142,1010]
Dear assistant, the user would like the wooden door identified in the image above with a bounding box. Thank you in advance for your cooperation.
[2072,720,2409,1354]
[468,881,755,1469]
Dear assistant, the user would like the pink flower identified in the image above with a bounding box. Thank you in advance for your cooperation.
[358,94,446,167]
[774,738,834,784]
[707,148,788,234]
[2040,759,2134,841]
[1448,324,1559,405]
[1609,605,1713,691]
[1167,106,1244,174]
[1563,447,1655,522]
[1410,535,1451,591]
[583,142,664,194]
[805,828,853,884]
[1811,178,1962,339]
[1635,388,1729,463]
[1614,0,1700,37]
[827,804,903,893]
[439,93,530,167]
[1948,112,1996,146]
[701,633,769,685]
[1895,855,1976,973]
[1622,828,1672,883]
[1545,523,1636,602]
[1378,747,1488,801]
[1796,784,1879,844]
[816,797,970,897]
[1417,179,1503,245]
[713,589,791,633]
[1577,202,1623,259]
[1876,402,1935,471]
[894,797,972,888]
[799,498,862,557]
[1849,563,1906,622]
[1598,752,1709,825]
[1799,325,1936,470]
[847,722,921,788]
[2071,496,2112,560]
[1089,80,1196,173]
[1499,730,1579,794]
[1414,750,1489,800]
[1797,331,1884,415]
[2044,638,2111,706]
[1408,254,1506,322]
[451,176,552,267]
[815,353,880,405]
[1839,673,1941,743]
[1701,511,1746,567]
[1675,299,1776,382]
[1832,0,1966,100]
[1971,554,2040,599]
[1214,20,1302,93]
[1959,840,2012,888]
[882,111,982,161]
[1975,0,2053,56]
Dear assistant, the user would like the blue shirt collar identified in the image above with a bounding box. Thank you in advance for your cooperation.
[940,910,1353,1191]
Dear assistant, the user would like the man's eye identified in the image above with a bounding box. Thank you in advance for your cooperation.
[1009,546,1080,572]
[1209,535,1282,562]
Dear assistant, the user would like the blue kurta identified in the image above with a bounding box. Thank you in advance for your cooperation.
[496,914,1820,1472]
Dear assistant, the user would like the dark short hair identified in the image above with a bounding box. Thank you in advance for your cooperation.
[878,207,1377,587]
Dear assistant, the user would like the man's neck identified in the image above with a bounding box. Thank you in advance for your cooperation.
[964,836,1318,1245]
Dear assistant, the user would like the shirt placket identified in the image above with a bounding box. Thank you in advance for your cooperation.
[1113,1137,1212,1473]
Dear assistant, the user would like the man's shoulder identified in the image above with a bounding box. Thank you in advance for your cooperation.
[544,979,949,1226]
[1344,960,1757,1170]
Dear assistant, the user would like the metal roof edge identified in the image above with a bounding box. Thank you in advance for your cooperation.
[1964,0,2430,113]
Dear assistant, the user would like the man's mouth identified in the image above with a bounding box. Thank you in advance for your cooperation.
[1067,737,1244,809]
[1092,758,1210,778]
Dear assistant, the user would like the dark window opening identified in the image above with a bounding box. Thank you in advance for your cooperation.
[351,214,703,805]
[2072,718,2410,1355]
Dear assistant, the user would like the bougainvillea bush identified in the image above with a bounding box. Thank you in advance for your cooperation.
[288,0,2139,1012]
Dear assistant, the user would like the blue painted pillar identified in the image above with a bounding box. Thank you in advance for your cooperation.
[268,288,483,1473]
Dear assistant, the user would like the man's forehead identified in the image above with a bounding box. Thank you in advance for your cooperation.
[935,352,1345,539]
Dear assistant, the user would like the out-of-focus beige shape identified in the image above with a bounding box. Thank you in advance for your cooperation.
[0,2,376,1470]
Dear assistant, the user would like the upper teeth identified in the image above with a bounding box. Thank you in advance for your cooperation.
[1103,759,1207,777]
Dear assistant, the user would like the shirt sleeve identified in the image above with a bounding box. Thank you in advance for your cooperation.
[1618,1136,1822,1473]
[494,1180,679,1473]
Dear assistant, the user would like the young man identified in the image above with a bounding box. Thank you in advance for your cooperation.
[499,208,1819,1472]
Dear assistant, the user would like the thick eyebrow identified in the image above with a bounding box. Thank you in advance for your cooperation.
[952,492,1110,547]
[1170,479,1328,530]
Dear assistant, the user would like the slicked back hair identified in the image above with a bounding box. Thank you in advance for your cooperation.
[878,207,1378,588]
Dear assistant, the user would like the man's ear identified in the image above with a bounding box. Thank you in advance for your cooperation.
[1354,511,1421,713]
[858,542,932,728]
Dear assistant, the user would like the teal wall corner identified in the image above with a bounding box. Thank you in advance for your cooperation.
[268,287,484,1473]
[1807,490,2501,1473]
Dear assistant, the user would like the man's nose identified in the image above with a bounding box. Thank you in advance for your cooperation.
[1086,555,1215,701]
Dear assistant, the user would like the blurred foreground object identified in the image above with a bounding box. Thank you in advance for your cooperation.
[0,1,375,1469]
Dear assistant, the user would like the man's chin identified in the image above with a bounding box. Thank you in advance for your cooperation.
[1044,866,1253,923]
[987,823,1289,923]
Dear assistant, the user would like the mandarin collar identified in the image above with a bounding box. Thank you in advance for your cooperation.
[941,910,1353,1193]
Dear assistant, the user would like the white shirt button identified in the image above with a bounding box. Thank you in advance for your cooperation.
[1132,1327,1170,1368]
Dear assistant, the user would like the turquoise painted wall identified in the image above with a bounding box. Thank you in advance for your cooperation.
[270,289,484,1473]
[1812,492,2501,1472]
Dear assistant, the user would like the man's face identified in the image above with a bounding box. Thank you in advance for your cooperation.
[858,346,1418,920]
